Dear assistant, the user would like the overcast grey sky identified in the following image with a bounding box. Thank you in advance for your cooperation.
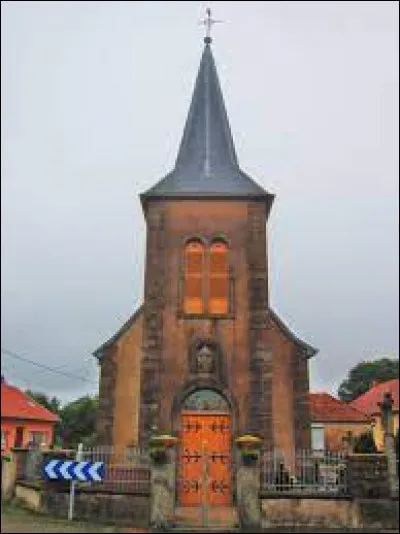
[1,1,398,405]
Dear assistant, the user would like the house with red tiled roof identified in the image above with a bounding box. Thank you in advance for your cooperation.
[1,376,60,452]
[350,378,399,451]
[309,392,372,451]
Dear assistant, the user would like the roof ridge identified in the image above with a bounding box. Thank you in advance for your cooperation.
[268,308,318,358]
[93,304,144,358]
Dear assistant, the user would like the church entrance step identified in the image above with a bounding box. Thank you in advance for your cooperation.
[174,505,239,530]
[170,529,240,533]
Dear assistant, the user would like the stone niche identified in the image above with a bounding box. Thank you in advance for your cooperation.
[188,339,225,384]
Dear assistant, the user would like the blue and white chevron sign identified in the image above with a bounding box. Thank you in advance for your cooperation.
[43,459,105,482]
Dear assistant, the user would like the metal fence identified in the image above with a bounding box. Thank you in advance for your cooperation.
[13,444,151,493]
[260,449,348,495]
[79,445,150,493]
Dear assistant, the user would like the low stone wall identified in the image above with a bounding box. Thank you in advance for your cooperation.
[15,483,42,512]
[261,496,399,531]
[261,497,358,530]
[43,490,150,526]
[15,482,150,527]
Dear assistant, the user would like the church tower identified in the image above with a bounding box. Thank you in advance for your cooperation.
[94,24,317,504]
[139,34,277,442]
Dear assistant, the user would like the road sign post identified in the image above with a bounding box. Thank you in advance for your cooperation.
[43,457,105,482]
[68,443,83,521]
[43,458,105,482]
[43,445,105,520]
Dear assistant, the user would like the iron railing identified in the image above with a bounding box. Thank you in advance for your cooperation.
[13,444,151,493]
[260,449,348,495]
[79,445,150,493]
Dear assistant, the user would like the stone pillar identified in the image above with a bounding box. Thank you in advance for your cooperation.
[26,449,44,480]
[150,448,176,530]
[1,452,17,501]
[379,391,399,498]
[236,449,261,530]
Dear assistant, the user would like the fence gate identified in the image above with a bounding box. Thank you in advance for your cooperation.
[178,412,232,506]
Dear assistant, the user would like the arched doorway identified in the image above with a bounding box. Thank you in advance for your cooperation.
[178,388,232,506]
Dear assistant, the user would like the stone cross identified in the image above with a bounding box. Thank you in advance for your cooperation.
[378,391,394,438]
[200,8,224,43]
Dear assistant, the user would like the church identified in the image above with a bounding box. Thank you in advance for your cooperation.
[93,26,317,503]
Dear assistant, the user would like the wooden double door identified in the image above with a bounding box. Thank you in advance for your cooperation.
[178,411,232,506]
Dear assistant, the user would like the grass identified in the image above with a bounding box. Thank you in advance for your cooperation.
[1,501,124,533]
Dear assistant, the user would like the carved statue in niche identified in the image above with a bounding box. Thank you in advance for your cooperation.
[188,338,225,384]
[196,344,214,374]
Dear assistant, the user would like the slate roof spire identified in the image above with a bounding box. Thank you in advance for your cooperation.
[140,21,274,213]
[174,39,238,176]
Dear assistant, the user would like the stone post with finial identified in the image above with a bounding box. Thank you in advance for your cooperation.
[378,391,399,498]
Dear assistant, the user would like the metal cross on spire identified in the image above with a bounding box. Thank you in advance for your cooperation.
[200,8,224,44]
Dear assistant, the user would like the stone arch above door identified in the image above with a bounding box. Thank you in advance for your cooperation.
[171,380,238,435]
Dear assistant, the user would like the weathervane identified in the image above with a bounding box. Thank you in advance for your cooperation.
[200,8,224,44]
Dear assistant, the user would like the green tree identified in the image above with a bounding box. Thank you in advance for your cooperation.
[353,431,378,454]
[59,395,98,448]
[338,358,399,402]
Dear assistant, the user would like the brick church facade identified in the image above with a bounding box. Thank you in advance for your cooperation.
[94,36,317,467]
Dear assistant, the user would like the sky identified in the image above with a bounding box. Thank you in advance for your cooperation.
[1,1,399,405]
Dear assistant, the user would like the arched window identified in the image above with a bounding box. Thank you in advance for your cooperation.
[184,240,205,314]
[208,241,229,315]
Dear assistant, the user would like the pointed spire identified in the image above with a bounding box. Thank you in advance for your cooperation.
[175,41,238,176]
[141,34,274,212]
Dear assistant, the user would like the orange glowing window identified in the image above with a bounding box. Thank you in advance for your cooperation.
[209,241,229,315]
[184,241,205,314]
